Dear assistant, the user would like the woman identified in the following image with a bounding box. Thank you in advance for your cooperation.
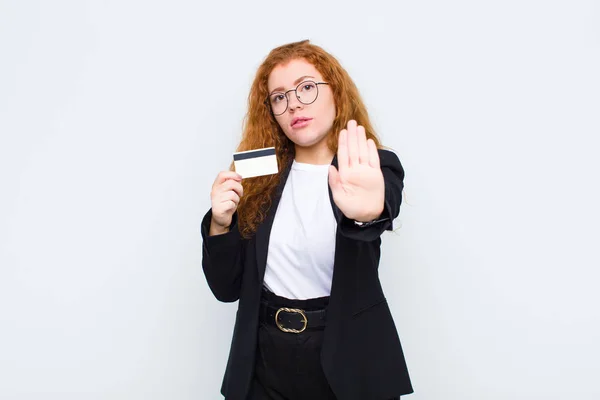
[201,40,413,400]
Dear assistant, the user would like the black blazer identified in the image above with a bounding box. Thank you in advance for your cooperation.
[201,149,413,400]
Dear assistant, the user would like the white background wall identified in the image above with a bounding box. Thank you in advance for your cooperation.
[1,0,599,399]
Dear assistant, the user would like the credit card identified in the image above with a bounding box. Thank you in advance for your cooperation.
[233,147,278,179]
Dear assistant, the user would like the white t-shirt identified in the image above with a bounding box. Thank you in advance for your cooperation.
[262,160,338,300]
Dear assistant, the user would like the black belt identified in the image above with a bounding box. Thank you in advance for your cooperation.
[259,301,327,333]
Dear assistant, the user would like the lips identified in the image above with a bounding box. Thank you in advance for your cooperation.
[291,117,313,127]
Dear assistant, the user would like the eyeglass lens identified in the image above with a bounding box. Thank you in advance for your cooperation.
[269,81,319,116]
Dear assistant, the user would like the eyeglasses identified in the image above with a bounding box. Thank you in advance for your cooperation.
[265,80,329,116]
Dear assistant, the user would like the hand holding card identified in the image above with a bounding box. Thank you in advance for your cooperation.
[209,171,243,236]
[233,147,279,179]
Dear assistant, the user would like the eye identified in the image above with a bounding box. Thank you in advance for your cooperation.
[302,82,316,91]
[271,94,285,103]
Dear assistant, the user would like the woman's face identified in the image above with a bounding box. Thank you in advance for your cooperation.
[267,59,336,156]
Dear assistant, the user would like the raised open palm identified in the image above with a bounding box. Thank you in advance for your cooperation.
[328,120,385,222]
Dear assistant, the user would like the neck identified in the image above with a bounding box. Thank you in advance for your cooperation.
[294,142,334,165]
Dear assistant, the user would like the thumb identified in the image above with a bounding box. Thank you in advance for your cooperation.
[328,165,341,191]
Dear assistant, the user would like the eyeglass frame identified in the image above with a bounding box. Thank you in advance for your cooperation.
[264,80,329,116]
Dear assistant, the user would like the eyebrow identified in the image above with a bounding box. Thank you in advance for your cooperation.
[269,75,316,94]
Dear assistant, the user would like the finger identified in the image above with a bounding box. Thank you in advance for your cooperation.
[222,200,237,212]
[221,180,244,198]
[357,125,368,164]
[346,120,359,167]
[221,190,241,206]
[337,129,349,172]
[367,139,380,169]
[214,171,242,187]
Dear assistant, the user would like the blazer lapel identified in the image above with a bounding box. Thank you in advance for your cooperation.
[255,157,293,282]
[328,154,342,222]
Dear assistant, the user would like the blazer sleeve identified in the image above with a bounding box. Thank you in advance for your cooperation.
[200,209,245,302]
[337,149,405,242]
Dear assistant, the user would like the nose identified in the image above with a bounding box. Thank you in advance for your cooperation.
[287,92,303,112]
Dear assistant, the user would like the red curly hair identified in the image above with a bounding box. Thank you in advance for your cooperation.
[232,40,384,239]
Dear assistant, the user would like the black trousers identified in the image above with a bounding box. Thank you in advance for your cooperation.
[248,288,336,400]
[247,289,400,400]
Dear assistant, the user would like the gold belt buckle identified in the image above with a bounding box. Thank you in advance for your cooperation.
[275,307,307,334]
